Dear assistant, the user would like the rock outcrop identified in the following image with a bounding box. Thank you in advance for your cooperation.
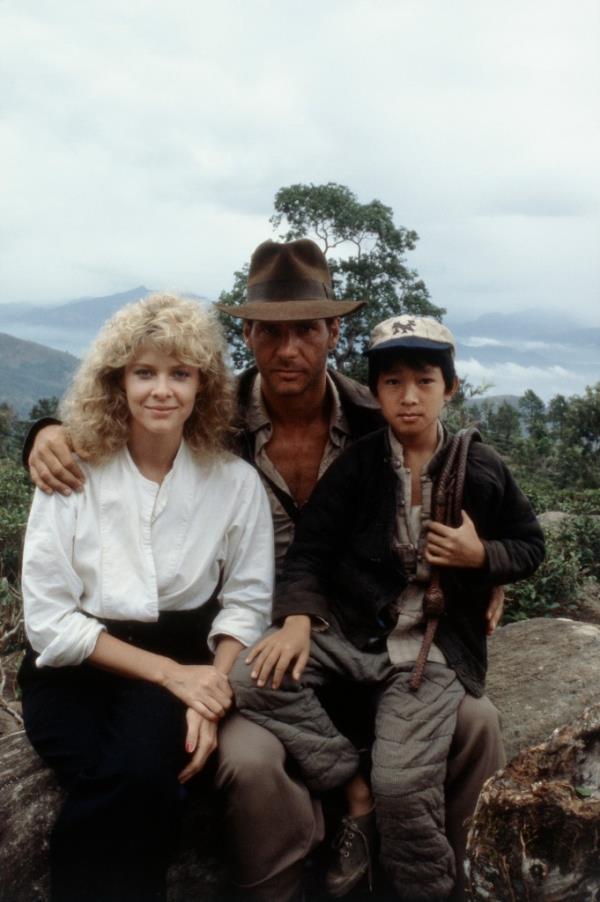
[3,617,600,900]
[486,617,600,760]
[0,729,227,902]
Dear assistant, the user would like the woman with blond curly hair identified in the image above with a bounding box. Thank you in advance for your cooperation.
[18,294,274,902]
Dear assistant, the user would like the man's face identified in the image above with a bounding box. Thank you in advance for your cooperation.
[243,319,340,398]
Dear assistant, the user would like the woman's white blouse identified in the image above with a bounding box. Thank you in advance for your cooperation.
[22,443,274,668]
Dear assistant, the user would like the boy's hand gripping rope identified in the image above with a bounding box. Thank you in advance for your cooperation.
[409,428,481,692]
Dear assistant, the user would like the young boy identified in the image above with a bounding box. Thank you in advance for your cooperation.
[231,315,544,901]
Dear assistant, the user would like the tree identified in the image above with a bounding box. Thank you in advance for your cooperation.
[480,400,522,454]
[218,183,444,379]
[555,383,600,488]
[0,403,21,460]
[517,390,552,474]
[564,384,600,456]
[29,397,60,420]
[547,394,569,442]
[519,390,548,444]
[218,264,251,370]
[443,379,491,432]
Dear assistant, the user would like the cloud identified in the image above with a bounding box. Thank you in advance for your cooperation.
[458,357,596,401]
[478,188,597,219]
[462,337,570,352]
[0,0,598,326]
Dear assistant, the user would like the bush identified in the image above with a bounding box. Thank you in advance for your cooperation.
[517,483,600,518]
[0,458,33,583]
[0,576,24,654]
[568,515,600,581]
[505,514,600,622]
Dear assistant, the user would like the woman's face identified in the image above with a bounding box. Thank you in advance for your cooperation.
[123,345,200,441]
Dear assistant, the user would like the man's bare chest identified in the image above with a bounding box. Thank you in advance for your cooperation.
[265,426,330,506]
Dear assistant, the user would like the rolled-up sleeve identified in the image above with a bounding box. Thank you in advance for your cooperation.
[207,469,274,651]
[21,489,105,668]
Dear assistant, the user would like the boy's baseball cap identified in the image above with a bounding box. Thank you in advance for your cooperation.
[365,315,455,355]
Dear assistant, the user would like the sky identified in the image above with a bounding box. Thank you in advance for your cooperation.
[1,2,599,345]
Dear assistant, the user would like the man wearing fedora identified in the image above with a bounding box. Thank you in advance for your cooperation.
[26,238,504,901]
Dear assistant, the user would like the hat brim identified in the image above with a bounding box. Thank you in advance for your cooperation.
[364,336,454,355]
[214,299,365,321]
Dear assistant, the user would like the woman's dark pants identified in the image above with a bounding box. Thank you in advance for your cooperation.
[18,613,211,902]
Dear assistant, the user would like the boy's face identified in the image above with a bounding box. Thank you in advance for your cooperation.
[376,360,455,448]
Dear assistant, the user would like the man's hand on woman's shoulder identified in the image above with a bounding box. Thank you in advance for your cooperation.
[28,423,86,495]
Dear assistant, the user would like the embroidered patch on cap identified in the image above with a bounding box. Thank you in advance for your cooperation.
[366,315,455,355]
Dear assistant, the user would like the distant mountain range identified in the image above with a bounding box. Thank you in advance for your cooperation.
[0,332,79,415]
[0,290,598,409]
[445,311,600,400]
[0,287,160,357]
[0,287,207,415]
[448,310,600,370]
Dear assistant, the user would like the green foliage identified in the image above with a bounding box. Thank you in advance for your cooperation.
[218,265,251,370]
[505,514,600,622]
[0,576,24,654]
[272,183,444,379]
[519,389,547,442]
[480,400,522,454]
[0,403,26,460]
[546,393,569,441]
[556,384,600,488]
[0,458,33,582]
[567,514,600,581]
[443,379,490,432]
[218,182,443,378]
[29,396,60,420]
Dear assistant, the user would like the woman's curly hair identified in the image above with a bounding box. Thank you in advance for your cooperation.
[61,293,235,462]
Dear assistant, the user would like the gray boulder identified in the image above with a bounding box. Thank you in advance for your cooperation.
[486,617,600,760]
[2,617,600,901]
[0,731,227,902]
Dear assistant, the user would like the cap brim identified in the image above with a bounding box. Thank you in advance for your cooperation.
[214,299,365,321]
[364,336,454,355]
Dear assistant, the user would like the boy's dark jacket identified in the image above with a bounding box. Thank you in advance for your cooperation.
[274,427,545,697]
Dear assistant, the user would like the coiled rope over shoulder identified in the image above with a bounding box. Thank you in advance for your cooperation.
[409,427,481,691]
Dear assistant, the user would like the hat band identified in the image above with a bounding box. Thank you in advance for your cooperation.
[246,279,334,302]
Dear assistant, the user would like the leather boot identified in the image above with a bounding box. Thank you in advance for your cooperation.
[325,810,377,897]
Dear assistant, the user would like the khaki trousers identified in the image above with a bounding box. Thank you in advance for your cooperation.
[216,697,504,898]
[215,712,325,889]
[446,693,506,899]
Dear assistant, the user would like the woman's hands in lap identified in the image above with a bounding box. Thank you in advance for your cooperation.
[164,663,232,720]
[178,709,218,783]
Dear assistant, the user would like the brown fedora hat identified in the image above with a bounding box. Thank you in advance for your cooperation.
[214,238,365,321]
